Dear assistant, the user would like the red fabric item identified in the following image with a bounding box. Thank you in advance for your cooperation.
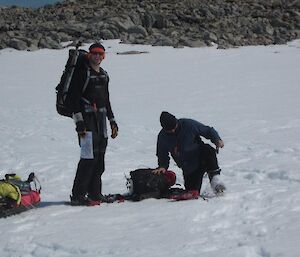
[89,47,105,54]
[20,191,41,207]
[88,200,101,206]
[170,190,199,201]
[164,170,176,187]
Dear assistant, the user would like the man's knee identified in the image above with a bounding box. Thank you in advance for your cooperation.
[207,168,221,181]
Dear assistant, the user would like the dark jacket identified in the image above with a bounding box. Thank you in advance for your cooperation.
[156,118,221,175]
[69,57,115,137]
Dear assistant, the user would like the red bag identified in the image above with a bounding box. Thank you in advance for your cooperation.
[21,191,41,207]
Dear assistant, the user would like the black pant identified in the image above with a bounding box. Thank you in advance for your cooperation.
[72,113,108,199]
[184,144,220,192]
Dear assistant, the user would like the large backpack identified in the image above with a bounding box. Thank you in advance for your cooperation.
[0,173,41,218]
[126,168,176,201]
[55,43,90,118]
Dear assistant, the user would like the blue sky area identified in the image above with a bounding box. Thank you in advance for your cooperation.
[0,0,61,8]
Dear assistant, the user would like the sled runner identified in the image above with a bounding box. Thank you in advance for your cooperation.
[0,173,41,218]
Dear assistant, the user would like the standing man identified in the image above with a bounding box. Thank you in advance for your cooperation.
[69,43,118,205]
[154,111,225,195]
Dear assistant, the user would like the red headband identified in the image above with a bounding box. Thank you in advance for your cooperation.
[89,47,105,54]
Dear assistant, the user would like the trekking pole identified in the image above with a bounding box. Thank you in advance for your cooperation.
[63,42,82,99]
[200,195,208,201]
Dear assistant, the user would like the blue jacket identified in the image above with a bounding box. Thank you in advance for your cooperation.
[156,118,221,175]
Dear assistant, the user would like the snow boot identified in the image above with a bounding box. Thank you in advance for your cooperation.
[210,175,226,195]
[88,194,115,203]
[99,194,115,203]
[70,195,100,206]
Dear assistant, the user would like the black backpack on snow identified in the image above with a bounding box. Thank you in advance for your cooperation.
[55,43,89,118]
[126,168,174,201]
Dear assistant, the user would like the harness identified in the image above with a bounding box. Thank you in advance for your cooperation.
[80,67,109,138]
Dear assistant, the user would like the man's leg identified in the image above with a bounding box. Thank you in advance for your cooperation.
[199,144,220,174]
[199,144,225,193]
[71,113,98,202]
[184,169,206,193]
[72,158,97,198]
[87,138,107,199]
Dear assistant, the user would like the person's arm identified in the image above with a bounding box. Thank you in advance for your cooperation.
[104,74,114,121]
[69,65,87,136]
[193,120,224,148]
[153,134,170,174]
[104,74,118,139]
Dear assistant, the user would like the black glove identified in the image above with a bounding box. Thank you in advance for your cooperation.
[75,121,86,136]
[110,120,118,139]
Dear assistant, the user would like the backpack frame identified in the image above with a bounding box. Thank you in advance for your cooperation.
[56,43,90,118]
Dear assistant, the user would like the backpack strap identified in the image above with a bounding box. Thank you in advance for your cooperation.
[101,69,109,83]
[82,65,90,93]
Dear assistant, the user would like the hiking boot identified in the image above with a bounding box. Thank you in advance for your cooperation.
[99,194,115,203]
[70,195,88,206]
[89,194,114,203]
[210,175,226,195]
[70,195,100,206]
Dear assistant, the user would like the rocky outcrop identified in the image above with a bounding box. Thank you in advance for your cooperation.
[0,0,299,50]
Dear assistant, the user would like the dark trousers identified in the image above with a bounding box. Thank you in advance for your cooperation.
[184,144,220,192]
[72,113,108,199]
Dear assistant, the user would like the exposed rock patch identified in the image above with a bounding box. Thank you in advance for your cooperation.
[1,0,299,50]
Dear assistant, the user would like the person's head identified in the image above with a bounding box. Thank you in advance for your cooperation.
[160,111,178,133]
[88,43,105,66]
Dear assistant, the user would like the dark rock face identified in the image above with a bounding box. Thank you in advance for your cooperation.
[1,0,299,50]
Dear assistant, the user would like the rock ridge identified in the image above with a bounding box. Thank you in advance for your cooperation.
[1,0,299,50]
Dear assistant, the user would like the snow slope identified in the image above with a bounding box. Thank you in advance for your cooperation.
[0,40,300,257]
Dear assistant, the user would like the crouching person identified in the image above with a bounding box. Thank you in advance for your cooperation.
[153,111,226,195]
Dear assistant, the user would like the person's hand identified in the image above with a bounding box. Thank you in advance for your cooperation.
[215,139,224,153]
[110,120,118,139]
[152,167,166,174]
[75,121,86,137]
[216,140,224,148]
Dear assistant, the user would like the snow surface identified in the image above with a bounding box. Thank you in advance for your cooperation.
[0,40,300,257]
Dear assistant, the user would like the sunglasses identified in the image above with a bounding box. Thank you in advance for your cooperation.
[90,47,105,57]
[90,52,105,60]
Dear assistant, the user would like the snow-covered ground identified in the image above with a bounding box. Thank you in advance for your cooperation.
[0,40,299,257]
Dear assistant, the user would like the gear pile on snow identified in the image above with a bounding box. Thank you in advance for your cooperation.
[0,173,41,218]
[125,168,176,201]
[122,168,225,202]
[67,168,225,206]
